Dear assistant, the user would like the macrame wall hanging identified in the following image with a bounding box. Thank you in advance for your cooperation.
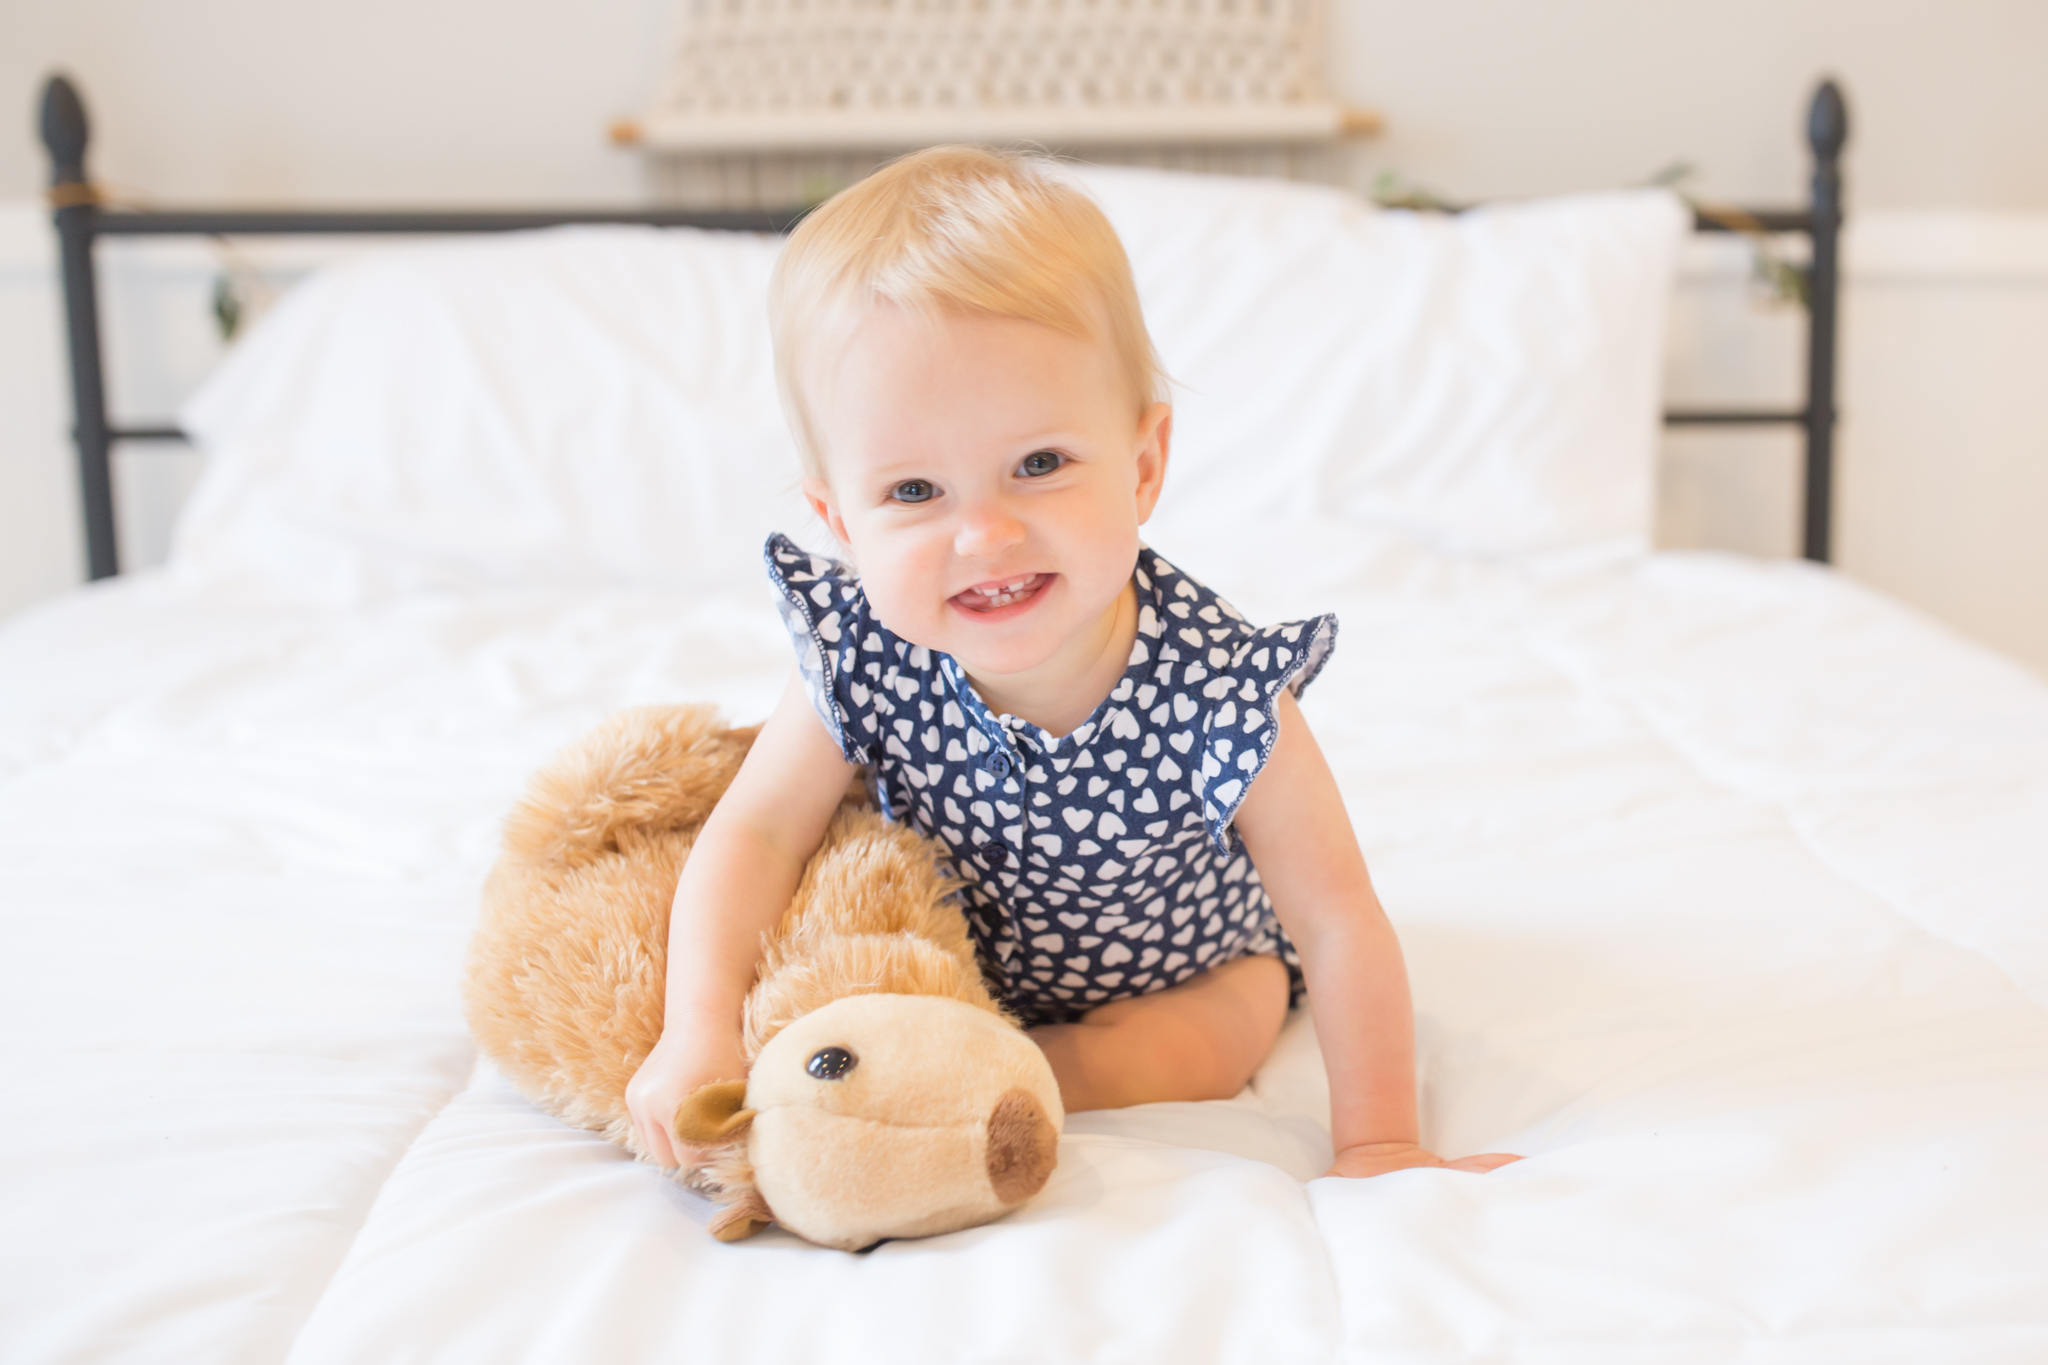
[613,0,1379,208]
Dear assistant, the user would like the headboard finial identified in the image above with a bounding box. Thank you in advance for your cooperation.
[1807,79,1848,161]
[39,73,91,190]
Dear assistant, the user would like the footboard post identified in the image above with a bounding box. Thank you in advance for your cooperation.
[39,74,120,581]
[1803,80,1848,565]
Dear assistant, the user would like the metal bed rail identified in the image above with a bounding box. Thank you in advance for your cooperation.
[37,73,1848,579]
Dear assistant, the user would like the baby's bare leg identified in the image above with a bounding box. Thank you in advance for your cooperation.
[1029,954,1290,1113]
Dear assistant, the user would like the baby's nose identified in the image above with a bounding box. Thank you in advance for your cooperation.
[953,509,1027,559]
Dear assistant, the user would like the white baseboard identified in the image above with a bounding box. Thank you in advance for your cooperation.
[1849,211,2048,283]
[1674,208,2048,285]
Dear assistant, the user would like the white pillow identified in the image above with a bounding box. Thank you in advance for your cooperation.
[174,226,817,598]
[1065,168,1687,557]
[173,178,1684,598]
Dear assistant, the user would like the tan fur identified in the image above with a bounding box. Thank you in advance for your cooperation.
[464,703,1011,1228]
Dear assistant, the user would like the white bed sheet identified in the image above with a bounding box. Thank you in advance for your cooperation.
[4,528,2046,1363]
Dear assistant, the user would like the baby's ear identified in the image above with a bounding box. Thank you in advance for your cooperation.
[673,1080,755,1145]
[799,474,842,535]
[1133,401,1172,525]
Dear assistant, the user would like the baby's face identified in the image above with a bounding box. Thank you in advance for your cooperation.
[802,304,1168,684]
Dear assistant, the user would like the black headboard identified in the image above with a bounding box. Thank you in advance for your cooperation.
[37,73,1848,579]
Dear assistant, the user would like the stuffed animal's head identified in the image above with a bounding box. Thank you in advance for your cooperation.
[677,994,1062,1250]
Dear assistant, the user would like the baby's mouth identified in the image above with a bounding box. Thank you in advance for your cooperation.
[951,573,1049,613]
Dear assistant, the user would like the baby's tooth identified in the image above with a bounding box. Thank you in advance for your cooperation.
[960,573,1040,608]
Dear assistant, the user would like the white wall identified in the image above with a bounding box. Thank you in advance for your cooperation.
[0,210,77,612]
[2,1,2044,673]
[7,0,2046,211]
[1327,0,2048,211]
[1833,218,2048,671]
[1656,221,2048,674]
[0,0,669,207]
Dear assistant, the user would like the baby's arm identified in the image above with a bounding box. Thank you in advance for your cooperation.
[625,672,861,1167]
[1234,691,1521,1178]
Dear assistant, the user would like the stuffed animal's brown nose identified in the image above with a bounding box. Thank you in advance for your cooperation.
[985,1087,1058,1204]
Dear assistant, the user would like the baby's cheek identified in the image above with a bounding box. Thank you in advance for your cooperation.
[1063,520,1143,600]
[859,566,948,652]
[835,528,926,622]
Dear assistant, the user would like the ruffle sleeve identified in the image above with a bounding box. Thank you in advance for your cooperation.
[763,533,873,766]
[1187,613,1338,855]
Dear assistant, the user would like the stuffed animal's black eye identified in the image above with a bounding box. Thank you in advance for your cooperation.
[807,1046,857,1080]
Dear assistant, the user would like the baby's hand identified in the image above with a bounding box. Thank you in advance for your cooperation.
[1325,1142,1522,1179]
[624,1029,748,1170]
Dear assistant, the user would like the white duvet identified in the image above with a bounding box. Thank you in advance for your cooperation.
[5,526,2046,1363]
[5,168,2046,1361]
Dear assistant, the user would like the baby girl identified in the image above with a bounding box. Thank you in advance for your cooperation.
[628,147,1519,1181]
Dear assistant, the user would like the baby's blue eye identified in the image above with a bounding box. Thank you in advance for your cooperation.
[892,480,935,504]
[1019,451,1063,478]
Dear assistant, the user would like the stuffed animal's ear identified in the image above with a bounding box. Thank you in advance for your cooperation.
[707,1187,775,1242]
[672,1080,755,1146]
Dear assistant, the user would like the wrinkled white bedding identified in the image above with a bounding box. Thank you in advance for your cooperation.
[5,527,2045,1363]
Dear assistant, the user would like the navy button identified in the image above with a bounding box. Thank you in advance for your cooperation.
[980,843,1011,868]
[984,750,1013,779]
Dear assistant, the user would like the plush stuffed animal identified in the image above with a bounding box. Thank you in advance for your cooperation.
[464,705,1063,1249]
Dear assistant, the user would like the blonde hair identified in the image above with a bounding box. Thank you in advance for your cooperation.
[768,146,1165,473]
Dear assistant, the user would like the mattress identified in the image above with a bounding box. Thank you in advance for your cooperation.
[5,526,2046,1363]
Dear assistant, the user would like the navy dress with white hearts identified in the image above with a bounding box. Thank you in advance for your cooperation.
[766,533,1337,1027]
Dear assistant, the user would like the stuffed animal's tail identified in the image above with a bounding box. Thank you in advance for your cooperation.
[498,704,758,872]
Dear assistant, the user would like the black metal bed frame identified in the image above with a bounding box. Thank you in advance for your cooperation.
[37,73,1849,579]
